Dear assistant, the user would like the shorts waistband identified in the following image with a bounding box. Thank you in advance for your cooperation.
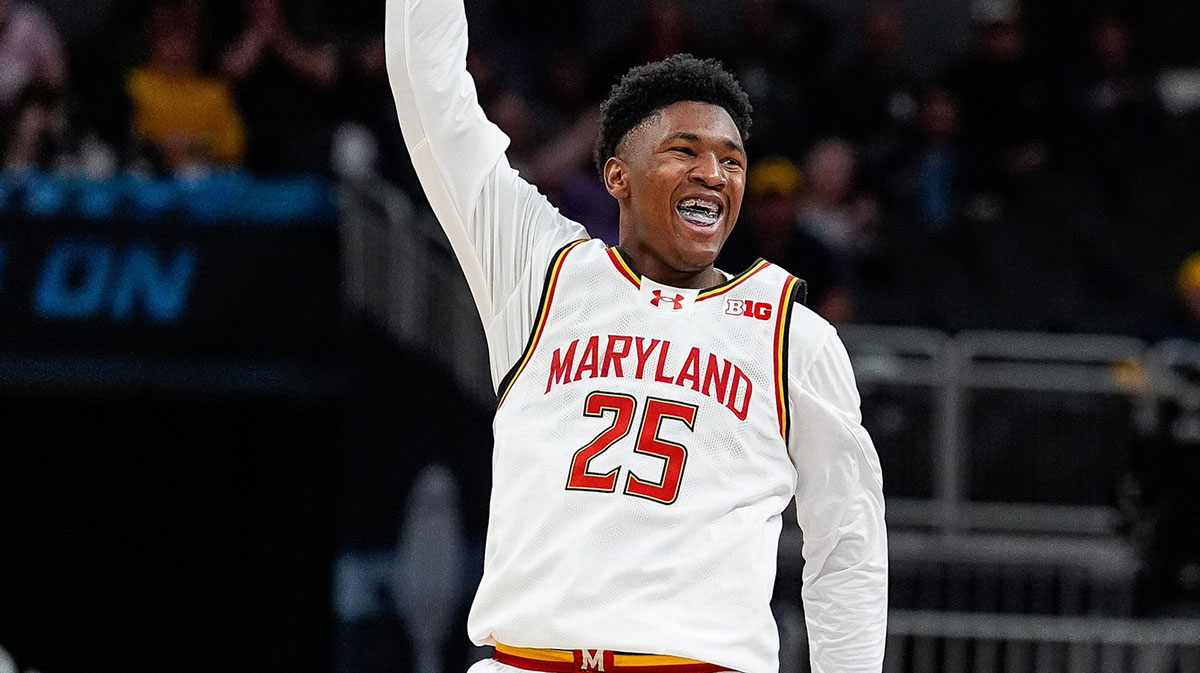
[493,642,727,672]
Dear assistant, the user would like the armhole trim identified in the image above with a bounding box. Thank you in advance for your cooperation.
[496,239,587,410]
[774,275,807,441]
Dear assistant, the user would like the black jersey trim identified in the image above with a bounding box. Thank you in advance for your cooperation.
[608,246,770,299]
[777,276,807,443]
[495,239,588,410]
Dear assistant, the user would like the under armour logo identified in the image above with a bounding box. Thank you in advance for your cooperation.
[578,649,610,671]
[650,290,685,310]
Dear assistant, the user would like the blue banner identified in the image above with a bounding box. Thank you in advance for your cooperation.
[0,215,339,359]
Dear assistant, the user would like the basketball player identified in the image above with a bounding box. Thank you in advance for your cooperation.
[385,1,887,672]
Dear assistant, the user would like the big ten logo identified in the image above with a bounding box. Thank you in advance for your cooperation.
[724,298,772,321]
[33,239,197,323]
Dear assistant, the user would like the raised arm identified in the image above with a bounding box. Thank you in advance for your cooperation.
[385,0,587,385]
[788,321,888,672]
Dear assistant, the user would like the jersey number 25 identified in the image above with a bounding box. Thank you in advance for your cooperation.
[566,391,697,505]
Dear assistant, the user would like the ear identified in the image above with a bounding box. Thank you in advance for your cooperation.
[603,157,631,200]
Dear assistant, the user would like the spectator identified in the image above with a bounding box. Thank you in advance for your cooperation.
[1180,253,1200,339]
[1134,251,1200,616]
[541,51,600,122]
[1148,252,1200,342]
[720,156,853,324]
[126,3,245,175]
[632,0,696,64]
[221,0,337,174]
[1061,14,1163,187]
[877,86,988,327]
[734,0,832,156]
[945,0,1056,179]
[797,137,881,267]
[821,1,921,173]
[0,0,67,169]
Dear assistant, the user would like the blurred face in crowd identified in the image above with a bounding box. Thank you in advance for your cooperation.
[644,0,692,61]
[605,101,747,286]
[150,8,199,75]
[861,2,904,58]
[548,53,591,110]
[1091,18,1130,71]
[804,140,855,207]
[981,21,1024,61]
[751,190,798,237]
[919,89,960,140]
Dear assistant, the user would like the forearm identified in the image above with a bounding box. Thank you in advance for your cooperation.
[385,0,509,321]
[384,0,507,225]
[800,496,888,672]
[384,0,587,357]
[789,321,889,671]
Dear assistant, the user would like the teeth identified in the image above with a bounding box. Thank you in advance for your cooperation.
[677,199,721,226]
[678,198,719,215]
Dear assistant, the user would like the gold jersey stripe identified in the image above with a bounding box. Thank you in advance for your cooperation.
[494,642,708,666]
[774,276,803,440]
[606,247,770,301]
[697,259,770,300]
[496,239,588,408]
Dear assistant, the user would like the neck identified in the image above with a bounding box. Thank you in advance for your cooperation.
[616,243,723,289]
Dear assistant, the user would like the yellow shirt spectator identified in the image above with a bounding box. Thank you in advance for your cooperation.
[126,66,246,168]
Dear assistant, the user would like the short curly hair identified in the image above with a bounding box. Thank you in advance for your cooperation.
[594,54,752,175]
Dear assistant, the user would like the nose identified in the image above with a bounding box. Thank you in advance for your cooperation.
[690,153,726,189]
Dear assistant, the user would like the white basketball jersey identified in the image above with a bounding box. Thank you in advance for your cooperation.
[468,239,807,673]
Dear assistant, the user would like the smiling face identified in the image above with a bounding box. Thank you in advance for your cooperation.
[603,101,747,288]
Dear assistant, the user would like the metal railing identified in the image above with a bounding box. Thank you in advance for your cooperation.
[340,177,493,404]
[884,611,1200,673]
[837,325,1152,533]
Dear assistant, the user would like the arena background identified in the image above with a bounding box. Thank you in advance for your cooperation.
[1,0,1198,672]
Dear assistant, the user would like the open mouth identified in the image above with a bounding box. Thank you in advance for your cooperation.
[675,197,723,228]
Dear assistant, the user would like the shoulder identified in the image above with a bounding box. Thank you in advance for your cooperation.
[513,234,596,305]
[540,234,600,272]
[733,260,833,380]
[760,260,832,369]
[786,301,836,380]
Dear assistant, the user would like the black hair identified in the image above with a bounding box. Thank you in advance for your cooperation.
[593,54,752,174]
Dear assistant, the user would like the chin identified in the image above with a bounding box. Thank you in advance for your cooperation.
[674,243,723,272]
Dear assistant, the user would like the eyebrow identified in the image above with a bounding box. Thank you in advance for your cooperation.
[663,132,746,155]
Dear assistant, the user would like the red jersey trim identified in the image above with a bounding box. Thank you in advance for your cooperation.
[606,246,769,301]
[496,239,588,409]
[607,247,642,289]
[493,643,728,673]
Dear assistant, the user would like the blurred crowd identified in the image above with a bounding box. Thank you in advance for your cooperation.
[1,0,1198,336]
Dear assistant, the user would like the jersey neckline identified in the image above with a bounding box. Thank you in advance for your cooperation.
[606,246,771,302]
